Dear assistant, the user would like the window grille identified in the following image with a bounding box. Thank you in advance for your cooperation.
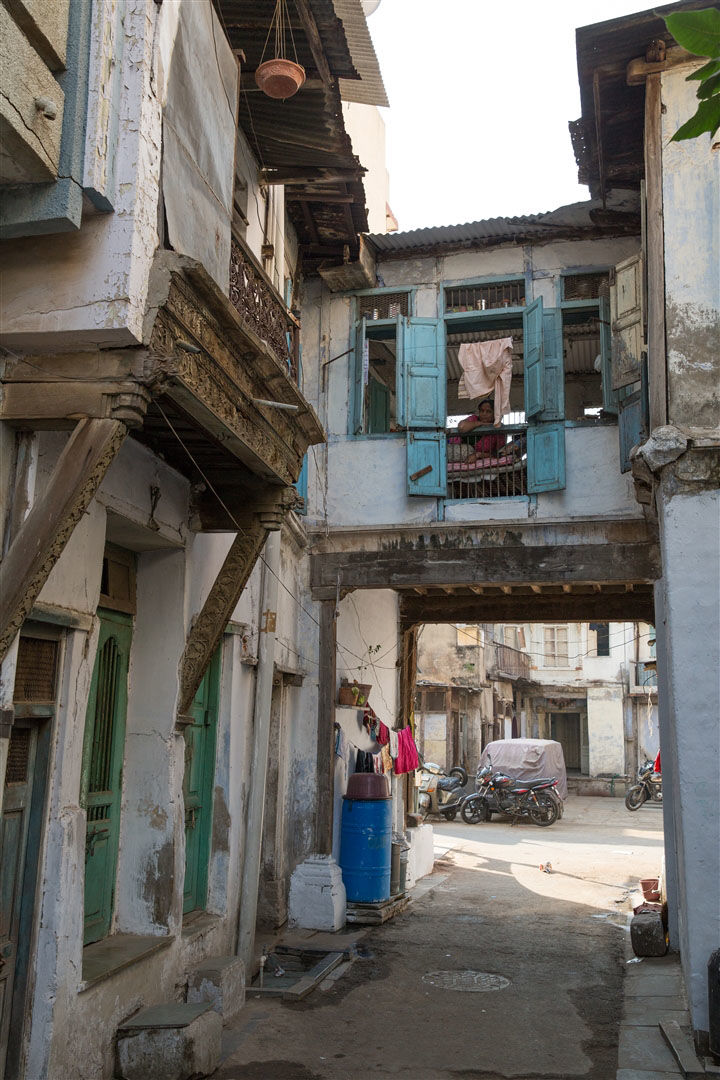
[445,280,525,312]
[357,292,409,321]
[543,626,569,667]
[5,727,31,785]
[425,690,446,712]
[14,636,59,702]
[87,636,120,815]
[563,272,609,300]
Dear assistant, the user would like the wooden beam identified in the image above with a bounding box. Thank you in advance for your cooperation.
[310,542,660,596]
[295,193,356,204]
[293,0,333,86]
[315,599,337,855]
[239,71,325,92]
[264,169,362,185]
[0,419,127,661]
[530,584,542,594]
[644,73,667,430]
[401,590,655,627]
[300,200,320,246]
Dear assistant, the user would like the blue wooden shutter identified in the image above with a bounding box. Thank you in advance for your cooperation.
[407,432,447,496]
[599,295,619,414]
[527,422,566,493]
[540,307,564,421]
[523,297,544,418]
[368,378,390,433]
[352,317,367,434]
[617,361,648,472]
[399,317,445,429]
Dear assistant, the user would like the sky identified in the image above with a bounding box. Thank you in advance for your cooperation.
[365,0,658,232]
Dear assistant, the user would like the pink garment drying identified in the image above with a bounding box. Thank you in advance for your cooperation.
[393,726,420,775]
[458,338,513,426]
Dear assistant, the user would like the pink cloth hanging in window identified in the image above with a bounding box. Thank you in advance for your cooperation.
[458,339,513,426]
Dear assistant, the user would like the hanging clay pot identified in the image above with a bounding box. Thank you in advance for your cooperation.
[255,59,306,100]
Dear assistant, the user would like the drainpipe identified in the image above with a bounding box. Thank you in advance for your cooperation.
[237,527,280,974]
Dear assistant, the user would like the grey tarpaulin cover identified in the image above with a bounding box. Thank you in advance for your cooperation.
[479,739,568,799]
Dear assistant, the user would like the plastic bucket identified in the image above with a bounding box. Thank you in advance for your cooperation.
[340,798,392,903]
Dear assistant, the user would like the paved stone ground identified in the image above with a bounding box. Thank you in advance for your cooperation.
[218,797,667,1080]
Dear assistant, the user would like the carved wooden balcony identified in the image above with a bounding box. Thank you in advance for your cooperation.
[229,235,300,381]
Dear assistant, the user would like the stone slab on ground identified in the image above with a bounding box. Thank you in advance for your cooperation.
[187,955,245,1020]
[622,996,689,1025]
[618,1026,685,1073]
[624,974,684,998]
[659,1019,706,1079]
[631,911,668,957]
[617,1072,684,1080]
[117,1002,221,1080]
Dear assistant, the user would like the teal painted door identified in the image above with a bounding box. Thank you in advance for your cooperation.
[599,295,619,414]
[398,317,445,429]
[352,316,368,434]
[81,610,132,946]
[523,297,545,418]
[182,650,220,915]
[527,422,566,493]
[368,377,390,434]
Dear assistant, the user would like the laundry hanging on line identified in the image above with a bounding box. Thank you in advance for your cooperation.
[458,338,513,425]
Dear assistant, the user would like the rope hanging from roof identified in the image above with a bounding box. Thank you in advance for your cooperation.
[255,0,306,100]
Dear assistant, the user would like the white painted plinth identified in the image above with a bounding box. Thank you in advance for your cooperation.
[288,854,346,931]
[405,824,434,889]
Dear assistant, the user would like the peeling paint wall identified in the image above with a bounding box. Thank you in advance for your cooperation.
[661,64,720,434]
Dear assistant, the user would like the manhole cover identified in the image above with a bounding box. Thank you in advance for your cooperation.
[422,970,510,992]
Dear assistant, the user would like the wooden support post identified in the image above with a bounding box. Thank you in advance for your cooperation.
[315,599,337,855]
[400,625,419,817]
[0,418,127,662]
[644,74,667,430]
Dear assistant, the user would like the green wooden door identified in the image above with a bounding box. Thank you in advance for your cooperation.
[182,650,220,915]
[80,610,132,946]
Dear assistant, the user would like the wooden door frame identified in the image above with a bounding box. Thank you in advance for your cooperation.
[3,712,52,1080]
[182,648,221,916]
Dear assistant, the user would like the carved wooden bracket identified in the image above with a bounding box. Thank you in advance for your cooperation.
[0,418,128,662]
[175,488,297,722]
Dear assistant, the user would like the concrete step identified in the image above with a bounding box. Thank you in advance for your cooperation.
[116,1002,221,1080]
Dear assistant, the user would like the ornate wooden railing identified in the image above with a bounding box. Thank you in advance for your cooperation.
[489,642,531,681]
[228,236,299,381]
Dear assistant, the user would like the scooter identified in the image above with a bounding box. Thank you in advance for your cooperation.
[625,759,662,810]
[418,760,468,820]
[461,762,560,827]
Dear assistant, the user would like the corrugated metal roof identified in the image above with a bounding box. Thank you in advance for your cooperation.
[367,194,640,256]
[333,0,389,107]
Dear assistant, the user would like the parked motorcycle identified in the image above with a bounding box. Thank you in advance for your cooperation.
[461,761,560,827]
[625,759,662,810]
[418,761,468,820]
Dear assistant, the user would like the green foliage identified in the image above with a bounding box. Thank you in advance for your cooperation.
[661,8,720,140]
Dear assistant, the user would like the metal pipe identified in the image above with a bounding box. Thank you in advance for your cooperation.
[236,529,281,973]
[252,398,300,412]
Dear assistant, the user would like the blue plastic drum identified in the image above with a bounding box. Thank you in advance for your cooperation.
[339,797,392,903]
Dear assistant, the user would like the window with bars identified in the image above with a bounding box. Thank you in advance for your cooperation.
[563,272,610,301]
[543,625,569,668]
[13,636,59,702]
[357,292,410,321]
[445,280,525,312]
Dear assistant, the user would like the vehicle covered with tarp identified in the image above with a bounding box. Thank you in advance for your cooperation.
[479,739,568,800]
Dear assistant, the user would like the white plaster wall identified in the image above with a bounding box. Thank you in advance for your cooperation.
[661,64,720,433]
[657,487,720,1032]
[336,589,399,724]
[342,102,389,234]
[537,426,638,521]
[587,686,625,776]
[1,1,170,349]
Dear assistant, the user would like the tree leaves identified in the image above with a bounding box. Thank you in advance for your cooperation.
[661,8,720,140]
[664,8,720,57]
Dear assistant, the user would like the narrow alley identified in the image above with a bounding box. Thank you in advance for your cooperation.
[217,799,671,1080]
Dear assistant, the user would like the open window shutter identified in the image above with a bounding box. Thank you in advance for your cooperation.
[352,317,368,434]
[527,422,566,493]
[540,306,564,421]
[399,317,445,429]
[407,432,447,496]
[610,254,644,390]
[368,378,390,434]
[523,297,544,418]
[617,360,649,472]
[599,295,619,414]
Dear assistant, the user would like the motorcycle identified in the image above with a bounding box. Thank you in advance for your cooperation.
[418,760,468,821]
[461,761,560,827]
[625,759,662,810]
